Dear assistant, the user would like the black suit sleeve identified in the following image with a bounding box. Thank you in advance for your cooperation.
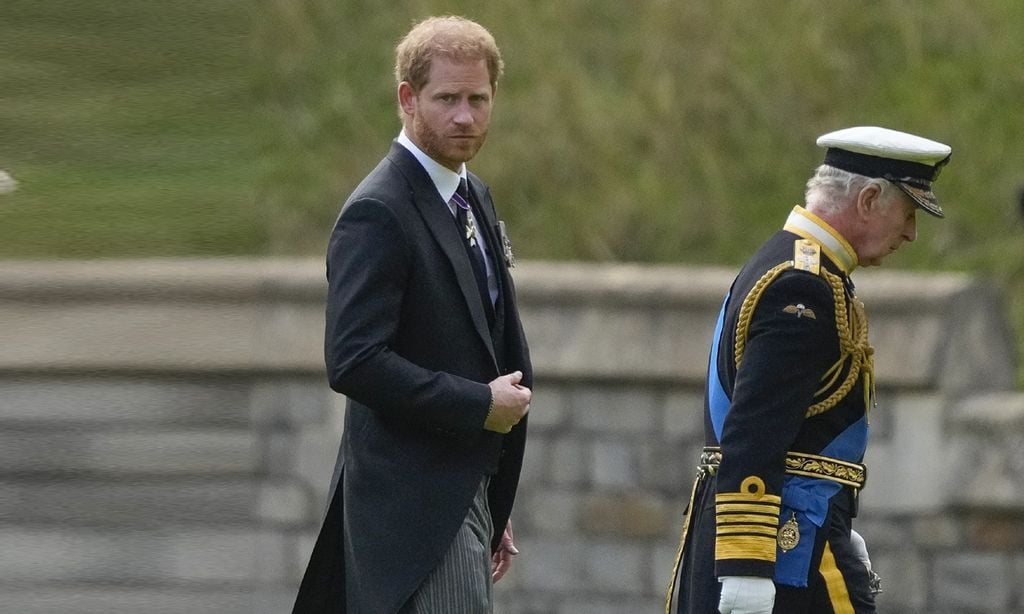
[324,197,492,435]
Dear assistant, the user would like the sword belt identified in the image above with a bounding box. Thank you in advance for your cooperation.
[699,446,866,489]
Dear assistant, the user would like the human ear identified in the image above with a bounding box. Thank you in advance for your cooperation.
[398,82,417,117]
[856,183,883,220]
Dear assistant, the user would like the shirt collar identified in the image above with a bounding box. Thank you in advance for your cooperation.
[783,206,859,273]
[397,130,467,203]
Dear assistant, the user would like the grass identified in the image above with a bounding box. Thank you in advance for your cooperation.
[1,0,1022,383]
[0,0,266,257]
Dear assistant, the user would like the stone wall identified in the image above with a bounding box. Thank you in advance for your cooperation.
[0,259,1020,613]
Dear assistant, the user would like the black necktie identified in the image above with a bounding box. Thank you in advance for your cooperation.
[451,179,494,324]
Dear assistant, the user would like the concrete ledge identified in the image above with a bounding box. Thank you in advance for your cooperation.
[947,393,1024,510]
[0,429,260,475]
[1,259,1015,389]
[0,527,301,584]
[0,479,310,527]
[0,587,297,614]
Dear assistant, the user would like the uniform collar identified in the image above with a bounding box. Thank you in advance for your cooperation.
[783,206,859,274]
[397,130,467,203]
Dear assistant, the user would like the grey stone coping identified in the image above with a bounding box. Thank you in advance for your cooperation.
[0,259,1015,390]
[0,478,311,527]
[0,587,298,614]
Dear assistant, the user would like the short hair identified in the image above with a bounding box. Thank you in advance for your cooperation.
[804,164,898,215]
[394,16,504,93]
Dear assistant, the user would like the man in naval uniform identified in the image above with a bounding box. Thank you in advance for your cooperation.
[666,126,952,614]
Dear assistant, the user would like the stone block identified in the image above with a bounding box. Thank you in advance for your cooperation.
[0,528,295,584]
[638,440,691,494]
[292,413,345,512]
[249,377,333,426]
[661,390,704,442]
[579,492,671,538]
[589,440,637,488]
[856,270,1017,392]
[910,514,962,549]
[948,393,1024,510]
[0,479,309,526]
[0,587,297,614]
[0,376,250,425]
[572,384,658,435]
[515,536,584,592]
[871,549,927,612]
[519,303,714,383]
[584,540,647,594]
[0,301,323,372]
[849,517,911,551]
[861,394,950,513]
[548,437,586,486]
[966,513,1024,549]
[520,433,550,485]
[932,552,1012,611]
[521,488,580,534]
[526,382,569,430]
[557,596,664,614]
[652,541,681,596]
[1013,553,1024,612]
[493,590,559,614]
[0,429,259,475]
[293,530,319,577]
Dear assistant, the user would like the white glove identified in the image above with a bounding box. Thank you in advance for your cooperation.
[849,529,882,594]
[849,529,871,570]
[718,576,775,614]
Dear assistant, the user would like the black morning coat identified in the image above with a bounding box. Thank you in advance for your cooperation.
[292,142,532,614]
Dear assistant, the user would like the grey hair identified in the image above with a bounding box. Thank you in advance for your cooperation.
[804,165,897,215]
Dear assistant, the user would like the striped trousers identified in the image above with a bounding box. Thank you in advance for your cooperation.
[400,478,494,613]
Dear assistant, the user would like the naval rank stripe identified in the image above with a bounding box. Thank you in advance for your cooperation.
[717,525,778,538]
[715,513,779,524]
[716,534,777,561]
[714,489,782,562]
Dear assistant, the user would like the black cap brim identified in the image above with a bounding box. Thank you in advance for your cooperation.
[896,182,944,218]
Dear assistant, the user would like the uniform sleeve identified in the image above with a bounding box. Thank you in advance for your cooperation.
[714,271,839,578]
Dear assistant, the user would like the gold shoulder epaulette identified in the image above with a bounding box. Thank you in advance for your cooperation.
[793,239,821,274]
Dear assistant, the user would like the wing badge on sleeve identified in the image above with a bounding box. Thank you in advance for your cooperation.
[783,303,816,319]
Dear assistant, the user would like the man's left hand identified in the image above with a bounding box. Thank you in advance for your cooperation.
[850,529,882,594]
[491,519,519,583]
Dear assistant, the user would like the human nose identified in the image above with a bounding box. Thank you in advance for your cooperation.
[452,99,474,125]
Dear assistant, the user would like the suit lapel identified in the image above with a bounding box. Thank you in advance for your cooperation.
[386,144,497,363]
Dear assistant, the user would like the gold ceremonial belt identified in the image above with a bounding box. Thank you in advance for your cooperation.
[699,446,866,489]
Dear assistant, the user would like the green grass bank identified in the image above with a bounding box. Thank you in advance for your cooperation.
[1,1,1021,382]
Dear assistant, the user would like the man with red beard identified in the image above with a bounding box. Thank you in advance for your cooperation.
[292,16,532,614]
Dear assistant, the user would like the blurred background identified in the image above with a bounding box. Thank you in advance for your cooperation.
[2,1,1023,613]
[3,1,1022,338]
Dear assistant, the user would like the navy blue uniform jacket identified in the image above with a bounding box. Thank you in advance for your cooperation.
[672,208,876,613]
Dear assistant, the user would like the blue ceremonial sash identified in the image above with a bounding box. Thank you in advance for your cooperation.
[707,294,731,442]
[775,416,869,587]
